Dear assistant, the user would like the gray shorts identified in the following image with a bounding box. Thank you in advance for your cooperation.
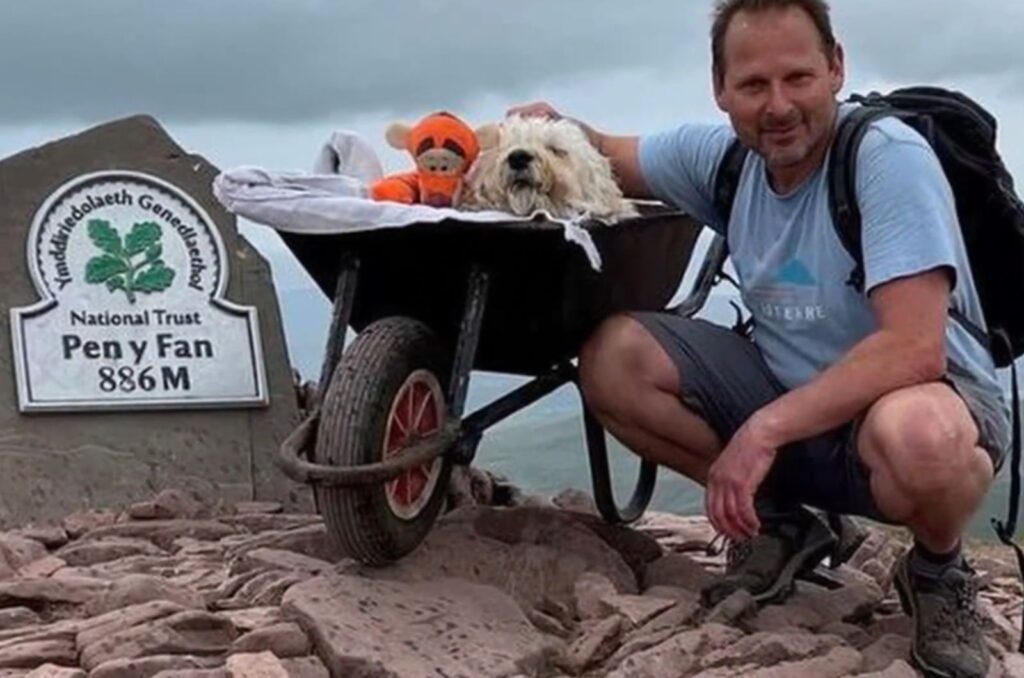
[631,312,1009,521]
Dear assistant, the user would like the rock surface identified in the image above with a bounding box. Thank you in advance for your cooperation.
[0,483,1016,677]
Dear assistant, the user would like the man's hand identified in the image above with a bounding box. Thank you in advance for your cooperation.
[705,417,780,541]
[506,102,563,120]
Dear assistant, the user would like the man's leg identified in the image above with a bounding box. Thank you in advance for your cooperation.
[857,382,994,551]
[579,313,839,605]
[856,382,995,678]
[578,314,723,482]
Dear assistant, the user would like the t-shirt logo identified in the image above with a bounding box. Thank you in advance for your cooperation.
[746,256,827,324]
[775,258,817,286]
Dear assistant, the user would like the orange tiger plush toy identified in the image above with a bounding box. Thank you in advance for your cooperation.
[370,112,481,208]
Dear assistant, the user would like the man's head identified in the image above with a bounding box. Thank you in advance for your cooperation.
[711,0,844,183]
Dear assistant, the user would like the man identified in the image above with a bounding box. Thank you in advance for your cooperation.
[510,1,1011,676]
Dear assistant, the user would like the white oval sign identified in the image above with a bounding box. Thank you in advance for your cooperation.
[11,170,268,412]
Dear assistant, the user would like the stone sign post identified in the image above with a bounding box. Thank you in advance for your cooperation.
[0,116,308,526]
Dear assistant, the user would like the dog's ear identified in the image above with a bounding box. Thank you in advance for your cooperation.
[475,124,500,152]
[385,123,412,150]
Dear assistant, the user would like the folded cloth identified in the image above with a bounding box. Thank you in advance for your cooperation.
[312,130,384,182]
[212,131,604,270]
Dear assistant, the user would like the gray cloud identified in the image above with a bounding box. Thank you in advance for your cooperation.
[0,0,708,123]
[8,0,1020,125]
[833,1,1024,85]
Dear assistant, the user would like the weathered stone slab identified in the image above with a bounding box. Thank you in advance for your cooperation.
[376,506,638,613]
[78,609,238,670]
[55,538,165,567]
[0,638,76,670]
[278,656,329,678]
[225,652,288,678]
[0,115,310,529]
[559,616,624,674]
[697,631,847,671]
[78,521,237,551]
[0,610,39,632]
[606,624,743,678]
[25,665,85,678]
[76,600,186,649]
[16,557,65,580]
[0,577,110,606]
[83,574,205,616]
[0,536,47,573]
[232,548,332,577]
[11,526,67,550]
[229,622,309,657]
[89,654,224,678]
[282,574,560,678]
[217,607,283,633]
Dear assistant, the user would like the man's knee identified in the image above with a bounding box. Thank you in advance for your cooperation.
[578,314,676,413]
[859,385,991,499]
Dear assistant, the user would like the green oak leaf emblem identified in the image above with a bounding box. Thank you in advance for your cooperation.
[84,220,176,303]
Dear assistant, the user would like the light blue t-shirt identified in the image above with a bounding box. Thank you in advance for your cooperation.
[639,106,1009,438]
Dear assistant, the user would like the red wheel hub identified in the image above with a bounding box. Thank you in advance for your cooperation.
[383,370,445,519]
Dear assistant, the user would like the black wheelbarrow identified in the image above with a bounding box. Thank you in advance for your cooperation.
[275,206,728,564]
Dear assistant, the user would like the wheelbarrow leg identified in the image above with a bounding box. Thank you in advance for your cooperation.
[445,265,490,465]
[448,265,489,419]
[316,253,361,401]
[580,396,657,525]
[308,253,360,513]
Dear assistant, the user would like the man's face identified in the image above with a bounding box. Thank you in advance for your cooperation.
[714,7,844,175]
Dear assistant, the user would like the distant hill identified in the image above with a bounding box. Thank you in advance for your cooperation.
[276,287,332,382]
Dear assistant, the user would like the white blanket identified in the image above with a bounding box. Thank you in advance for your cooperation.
[212,130,604,270]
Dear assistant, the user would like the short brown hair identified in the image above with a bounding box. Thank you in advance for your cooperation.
[711,0,837,86]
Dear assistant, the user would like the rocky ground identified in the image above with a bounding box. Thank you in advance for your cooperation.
[0,472,1020,677]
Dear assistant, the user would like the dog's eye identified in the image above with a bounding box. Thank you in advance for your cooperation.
[547,145,568,158]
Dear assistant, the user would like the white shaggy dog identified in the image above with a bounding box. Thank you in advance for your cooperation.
[459,116,637,222]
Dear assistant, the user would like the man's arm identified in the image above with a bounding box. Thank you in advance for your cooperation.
[706,267,951,539]
[506,102,654,200]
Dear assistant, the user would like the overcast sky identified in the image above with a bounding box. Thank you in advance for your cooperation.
[1,0,1021,302]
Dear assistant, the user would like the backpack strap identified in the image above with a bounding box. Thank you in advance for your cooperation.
[828,105,993,351]
[713,138,750,242]
[827,105,893,291]
[711,139,751,335]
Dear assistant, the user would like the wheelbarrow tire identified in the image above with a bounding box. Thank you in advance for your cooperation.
[315,316,453,565]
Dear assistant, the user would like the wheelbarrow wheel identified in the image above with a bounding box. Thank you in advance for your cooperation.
[314,316,453,565]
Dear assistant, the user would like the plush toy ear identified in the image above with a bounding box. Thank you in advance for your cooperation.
[385,123,412,150]
[475,124,500,151]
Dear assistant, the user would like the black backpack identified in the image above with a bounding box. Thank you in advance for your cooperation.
[714,87,1024,647]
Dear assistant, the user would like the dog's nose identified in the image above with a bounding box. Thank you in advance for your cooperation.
[506,150,533,171]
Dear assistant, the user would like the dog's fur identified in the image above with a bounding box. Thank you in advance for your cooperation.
[458,116,637,222]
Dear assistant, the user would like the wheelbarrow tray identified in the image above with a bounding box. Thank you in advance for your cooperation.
[279,207,702,376]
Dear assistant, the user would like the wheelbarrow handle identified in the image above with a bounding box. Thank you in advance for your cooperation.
[277,410,460,487]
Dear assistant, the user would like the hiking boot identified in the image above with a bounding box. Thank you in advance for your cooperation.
[700,508,837,608]
[826,513,870,568]
[893,550,990,678]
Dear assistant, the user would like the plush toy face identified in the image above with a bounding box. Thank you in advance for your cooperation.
[414,145,466,177]
[386,112,480,178]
